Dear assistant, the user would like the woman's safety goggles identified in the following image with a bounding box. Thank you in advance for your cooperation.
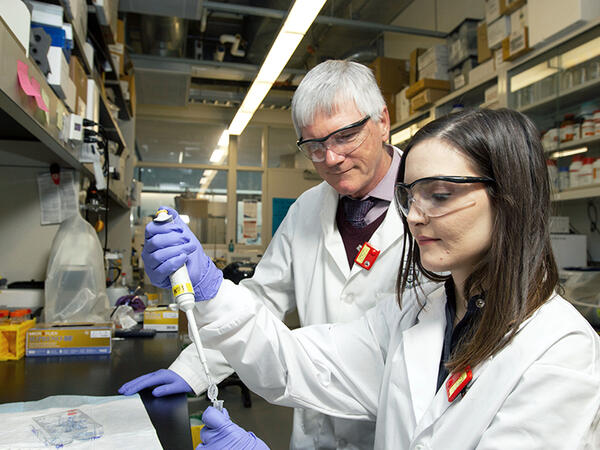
[395,176,495,218]
[296,116,371,162]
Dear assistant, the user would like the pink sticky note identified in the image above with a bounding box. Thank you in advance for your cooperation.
[29,78,49,112]
[17,60,36,96]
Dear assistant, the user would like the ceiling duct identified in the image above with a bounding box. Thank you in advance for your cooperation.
[140,16,187,57]
[119,0,204,20]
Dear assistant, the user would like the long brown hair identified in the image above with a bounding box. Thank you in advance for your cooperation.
[396,108,558,373]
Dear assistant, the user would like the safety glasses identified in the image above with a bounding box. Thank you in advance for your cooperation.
[297,116,371,162]
[395,176,495,218]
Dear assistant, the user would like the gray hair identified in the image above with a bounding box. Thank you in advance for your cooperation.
[291,60,386,137]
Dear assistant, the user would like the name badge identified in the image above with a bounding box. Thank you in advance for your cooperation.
[446,366,473,402]
[354,242,380,270]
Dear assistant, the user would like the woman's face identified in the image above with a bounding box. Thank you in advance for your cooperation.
[403,138,494,286]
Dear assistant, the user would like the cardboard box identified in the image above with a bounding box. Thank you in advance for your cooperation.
[69,56,88,105]
[109,42,125,75]
[469,58,495,85]
[503,0,527,16]
[410,88,450,111]
[484,84,499,104]
[502,26,530,61]
[406,78,451,99]
[410,48,427,85]
[528,0,600,48]
[487,15,511,49]
[418,45,449,71]
[369,57,410,95]
[485,0,502,24]
[382,92,397,124]
[395,87,410,122]
[477,22,492,63]
[510,4,528,31]
[143,307,178,332]
[47,46,69,99]
[26,323,112,356]
[418,63,449,81]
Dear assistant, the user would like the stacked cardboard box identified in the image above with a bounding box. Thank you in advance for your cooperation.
[405,79,451,112]
[368,57,410,124]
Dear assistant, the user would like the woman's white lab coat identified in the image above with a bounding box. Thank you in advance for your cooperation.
[171,146,415,449]
[194,282,600,449]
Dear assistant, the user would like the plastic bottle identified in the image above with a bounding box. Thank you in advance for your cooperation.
[569,155,583,188]
[228,239,234,253]
[593,158,600,184]
[121,272,127,288]
[594,110,600,136]
[582,115,595,138]
[558,166,570,191]
[579,157,594,186]
[560,114,576,142]
[546,159,558,191]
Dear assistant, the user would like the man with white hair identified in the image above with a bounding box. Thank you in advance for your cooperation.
[120,60,406,449]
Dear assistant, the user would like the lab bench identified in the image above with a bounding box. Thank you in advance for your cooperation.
[0,332,192,449]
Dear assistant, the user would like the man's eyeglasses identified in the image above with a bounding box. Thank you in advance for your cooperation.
[297,116,371,162]
[395,176,495,218]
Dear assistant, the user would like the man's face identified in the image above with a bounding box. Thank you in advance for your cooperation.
[300,103,390,198]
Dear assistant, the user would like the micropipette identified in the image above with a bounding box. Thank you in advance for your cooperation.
[154,209,223,411]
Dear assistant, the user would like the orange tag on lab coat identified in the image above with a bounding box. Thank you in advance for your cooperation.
[354,242,380,270]
[446,366,472,402]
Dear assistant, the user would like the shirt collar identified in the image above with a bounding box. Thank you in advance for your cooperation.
[341,144,401,202]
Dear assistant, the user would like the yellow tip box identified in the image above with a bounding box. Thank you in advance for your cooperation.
[26,323,112,356]
[143,307,178,332]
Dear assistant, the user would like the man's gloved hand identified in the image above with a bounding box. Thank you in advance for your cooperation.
[142,206,223,300]
[197,407,269,449]
[118,369,193,397]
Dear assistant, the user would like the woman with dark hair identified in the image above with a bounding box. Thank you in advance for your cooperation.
[193,109,599,449]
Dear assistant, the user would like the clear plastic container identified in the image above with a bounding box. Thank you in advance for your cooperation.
[32,409,104,447]
[558,166,570,191]
[9,309,31,323]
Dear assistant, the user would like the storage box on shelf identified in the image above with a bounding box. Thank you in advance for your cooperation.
[447,18,479,70]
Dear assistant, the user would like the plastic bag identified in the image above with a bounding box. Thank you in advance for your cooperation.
[45,214,110,323]
[562,271,600,327]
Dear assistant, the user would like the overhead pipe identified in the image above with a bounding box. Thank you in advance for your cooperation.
[202,1,447,38]
[220,34,245,58]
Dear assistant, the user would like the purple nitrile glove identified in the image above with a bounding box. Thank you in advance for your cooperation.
[118,369,193,397]
[142,206,223,301]
[197,407,269,450]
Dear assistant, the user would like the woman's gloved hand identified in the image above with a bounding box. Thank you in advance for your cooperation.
[142,206,223,300]
[198,406,269,449]
[118,369,193,397]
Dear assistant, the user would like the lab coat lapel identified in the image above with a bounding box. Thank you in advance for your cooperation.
[402,287,446,424]
[348,196,404,279]
[413,357,492,438]
[321,186,350,278]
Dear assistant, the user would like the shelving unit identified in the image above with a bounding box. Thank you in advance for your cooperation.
[552,185,600,202]
[0,13,132,206]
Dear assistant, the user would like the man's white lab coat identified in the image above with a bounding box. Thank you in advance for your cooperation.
[170,146,407,449]
[194,282,600,450]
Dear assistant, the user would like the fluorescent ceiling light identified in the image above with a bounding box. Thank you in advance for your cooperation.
[227,0,326,136]
[562,36,600,69]
[217,130,229,147]
[549,147,588,159]
[210,148,226,163]
[203,169,216,177]
[200,177,208,184]
[178,152,183,164]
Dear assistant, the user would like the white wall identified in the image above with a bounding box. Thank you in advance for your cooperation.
[0,166,60,281]
[384,0,485,59]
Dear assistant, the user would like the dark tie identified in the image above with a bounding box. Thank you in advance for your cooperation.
[342,196,377,228]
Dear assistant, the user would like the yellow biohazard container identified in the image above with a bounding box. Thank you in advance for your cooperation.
[0,318,36,360]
